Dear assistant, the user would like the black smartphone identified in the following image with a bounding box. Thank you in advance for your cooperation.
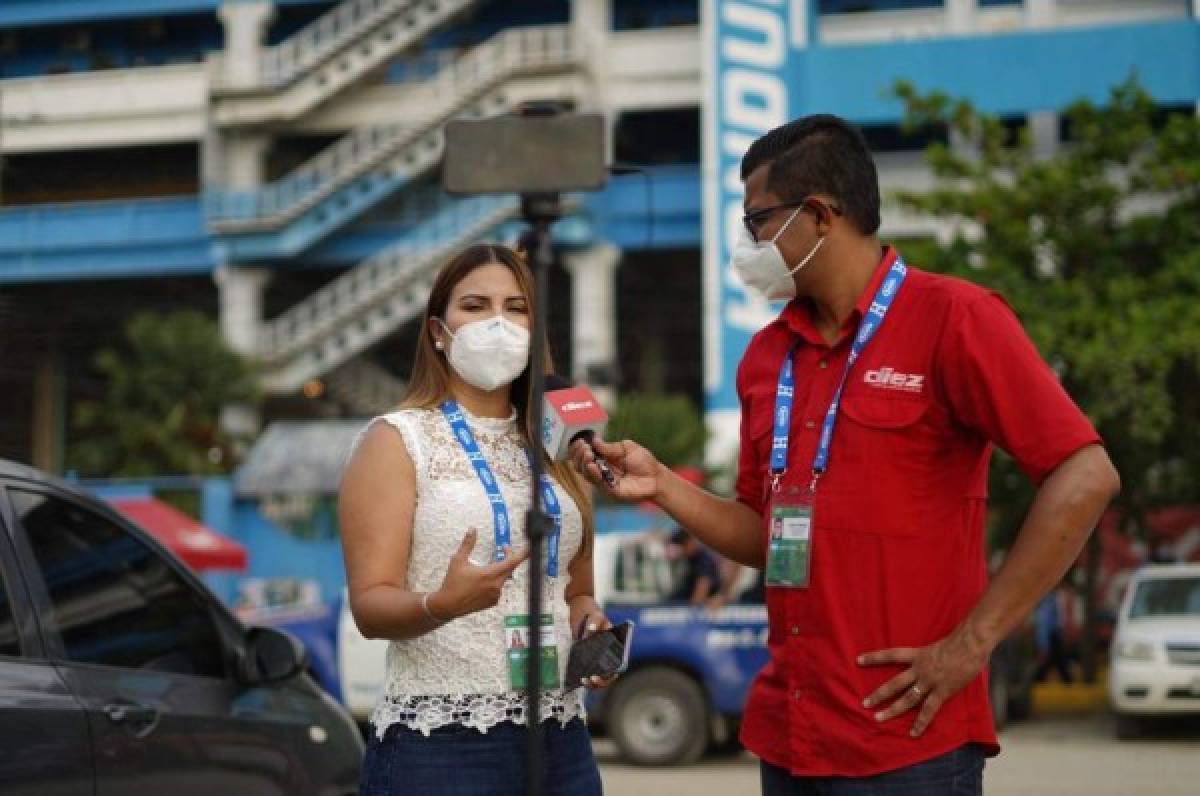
[565,620,634,689]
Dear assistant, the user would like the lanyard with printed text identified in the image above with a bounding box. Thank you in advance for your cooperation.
[441,400,561,577]
[770,256,908,492]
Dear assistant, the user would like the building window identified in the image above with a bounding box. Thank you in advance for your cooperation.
[613,0,698,31]
[859,122,949,153]
[820,1,1019,12]
[614,108,701,165]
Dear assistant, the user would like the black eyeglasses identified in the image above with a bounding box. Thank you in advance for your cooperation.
[742,199,843,243]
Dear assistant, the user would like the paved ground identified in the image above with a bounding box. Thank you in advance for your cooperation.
[595,713,1200,795]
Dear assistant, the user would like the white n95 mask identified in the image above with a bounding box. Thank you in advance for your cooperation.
[731,207,826,301]
[440,316,531,392]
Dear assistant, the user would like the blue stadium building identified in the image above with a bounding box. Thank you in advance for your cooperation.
[1,0,1197,471]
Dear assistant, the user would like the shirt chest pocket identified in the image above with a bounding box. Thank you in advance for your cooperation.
[819,392,936,536]
[841,392,930,433]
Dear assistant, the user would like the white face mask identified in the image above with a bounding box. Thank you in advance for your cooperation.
[439,315,531,392]
[731,207,826,301]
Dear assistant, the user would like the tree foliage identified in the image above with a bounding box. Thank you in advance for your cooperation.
[892,78,1200,543]
[610,392,708,470]
[68,311,259,477]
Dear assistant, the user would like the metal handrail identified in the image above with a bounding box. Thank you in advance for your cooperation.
[259,194,520,360]
[208,25,575,226]
[261,0,404,87]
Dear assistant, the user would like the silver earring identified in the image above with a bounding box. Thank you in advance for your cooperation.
[435,340,444,351]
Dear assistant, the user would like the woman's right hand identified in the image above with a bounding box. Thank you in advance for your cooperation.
[569,437,664,503]
[426,529,529,621]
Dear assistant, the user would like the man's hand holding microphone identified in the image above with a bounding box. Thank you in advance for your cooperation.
[569,436,663,502]
[551,377,768,572]
[541,375,663,502]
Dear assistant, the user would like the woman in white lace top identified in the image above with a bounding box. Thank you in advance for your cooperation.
[341,244,609,795]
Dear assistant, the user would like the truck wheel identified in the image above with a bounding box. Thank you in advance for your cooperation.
[608,668,709,766]
[709,715,743,757]
[1114,714,1142,740]
[1008,686,1033,722]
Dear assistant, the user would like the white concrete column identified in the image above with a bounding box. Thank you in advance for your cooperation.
[570,0,611,52]
[218,0,276,89]
[1193,0,1200,120]
[563,243,621,408]
[1028,110,1060,279]
[31,348,65,474]
[1028,110,1059,161]
[1024,0,1056,29]
[570,0,612,113]
[1194,0,1200,117]
[214,264,271,357]
[222,131,272,190]
[945,0,977,34]
[214,264,270,436]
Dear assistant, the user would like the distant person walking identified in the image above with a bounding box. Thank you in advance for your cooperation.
[1034,585,1073,684]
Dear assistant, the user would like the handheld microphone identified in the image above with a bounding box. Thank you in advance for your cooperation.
[542,375,618,488]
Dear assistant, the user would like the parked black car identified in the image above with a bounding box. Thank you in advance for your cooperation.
[0,459,362,795]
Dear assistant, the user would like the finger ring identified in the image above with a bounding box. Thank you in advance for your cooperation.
[911,684,923,697]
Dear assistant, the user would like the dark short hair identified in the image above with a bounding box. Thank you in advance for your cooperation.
[740,114,881,235]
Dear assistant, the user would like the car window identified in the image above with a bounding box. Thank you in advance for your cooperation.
[0,557,20,658]
[9,489,226,678]
[1129,576,1200,619]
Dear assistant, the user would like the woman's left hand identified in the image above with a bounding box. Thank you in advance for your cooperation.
[568,595,618,690]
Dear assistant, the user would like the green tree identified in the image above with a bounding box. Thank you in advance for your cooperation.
[892,78,1200,539]
[892,79,1200,680]
[610,393,708,470]
[68,311,259,477]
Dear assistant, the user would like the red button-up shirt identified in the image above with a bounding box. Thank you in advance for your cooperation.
[735,247,1101,777]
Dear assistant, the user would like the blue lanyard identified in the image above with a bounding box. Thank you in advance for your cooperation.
[440,401,561,577]
[770,256,908,491]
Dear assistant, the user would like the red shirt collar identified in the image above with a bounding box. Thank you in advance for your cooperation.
[777,246,899,347]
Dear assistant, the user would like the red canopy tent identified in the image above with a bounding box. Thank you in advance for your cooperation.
[109,497,248,573]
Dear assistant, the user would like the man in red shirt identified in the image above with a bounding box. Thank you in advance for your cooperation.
[572,114,1120,793]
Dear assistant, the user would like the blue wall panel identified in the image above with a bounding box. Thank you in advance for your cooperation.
[802,21,1200,123]
[585,165,703,251]
[0,0,331,29]
[0,196,213,283]
[226,501,346,608]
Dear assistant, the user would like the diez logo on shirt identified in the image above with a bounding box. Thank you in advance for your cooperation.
[864,367,925,393]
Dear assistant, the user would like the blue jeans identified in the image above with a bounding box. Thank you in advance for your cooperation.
[760,745,986,796]
[361,718,603,796]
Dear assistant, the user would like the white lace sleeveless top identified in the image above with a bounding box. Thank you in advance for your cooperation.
[365,406,586,738]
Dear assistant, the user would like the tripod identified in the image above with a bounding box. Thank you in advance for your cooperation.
[520,190,561,796]
[441,106,606,796]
